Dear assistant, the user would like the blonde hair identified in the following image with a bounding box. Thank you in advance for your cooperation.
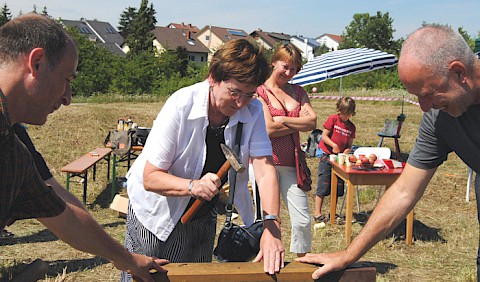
[271,43,303,73]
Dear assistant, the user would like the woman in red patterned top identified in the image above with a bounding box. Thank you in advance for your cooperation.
[314,97,356,224]
[256,44,317,257]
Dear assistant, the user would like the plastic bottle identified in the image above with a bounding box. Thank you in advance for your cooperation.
[117,119,124,131]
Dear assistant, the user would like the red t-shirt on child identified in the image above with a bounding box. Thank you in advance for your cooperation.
[319,114,356,155]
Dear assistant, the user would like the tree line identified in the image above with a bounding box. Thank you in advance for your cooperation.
[1,2,478,97]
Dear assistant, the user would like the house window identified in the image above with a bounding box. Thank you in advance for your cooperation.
[201,56,204,62]
[189,55,195,61]
[205,35,210,41]
[227,29,246,37]
[79,27,92,34]
[105,27,117,34]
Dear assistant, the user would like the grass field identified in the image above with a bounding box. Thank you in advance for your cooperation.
[0,90,477,281]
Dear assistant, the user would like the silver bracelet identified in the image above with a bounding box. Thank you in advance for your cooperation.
[188,180,198,199]
[263,214,282,224]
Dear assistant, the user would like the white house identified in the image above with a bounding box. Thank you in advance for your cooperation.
[290,36,321,61]
[316,33,344,51]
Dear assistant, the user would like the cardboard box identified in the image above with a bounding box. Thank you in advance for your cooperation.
[382,159,404,169]
[109,193,128,218]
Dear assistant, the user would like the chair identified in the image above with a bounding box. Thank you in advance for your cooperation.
[377,114,406,160]
[339,147,392,217]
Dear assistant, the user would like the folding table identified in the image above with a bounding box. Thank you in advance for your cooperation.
[329,159,414,245]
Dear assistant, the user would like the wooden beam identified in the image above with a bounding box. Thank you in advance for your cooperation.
[136,261,376,282]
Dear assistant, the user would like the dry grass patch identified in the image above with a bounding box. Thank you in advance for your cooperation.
[0,90,477,281]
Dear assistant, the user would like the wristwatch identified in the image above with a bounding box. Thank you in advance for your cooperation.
[263,214,281,224]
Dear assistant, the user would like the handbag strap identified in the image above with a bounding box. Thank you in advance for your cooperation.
[224,122,243,228]
[223,123,263,227]
[253,182,261,221]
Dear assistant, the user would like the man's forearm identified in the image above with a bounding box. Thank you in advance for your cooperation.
[38,204,130,264]
[344,165,432,263]
[46,177,86,210]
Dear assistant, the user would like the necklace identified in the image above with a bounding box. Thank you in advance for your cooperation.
[208,117,229,137]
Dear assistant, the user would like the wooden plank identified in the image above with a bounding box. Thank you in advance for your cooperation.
[61,147,111,173]
[138,261,376,282]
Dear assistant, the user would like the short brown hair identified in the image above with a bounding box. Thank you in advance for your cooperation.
[209,39,269,86]
[271,43,303,73]
[0,13,72,69]
[336,97,356,116]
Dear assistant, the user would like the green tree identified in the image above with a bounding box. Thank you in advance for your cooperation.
[118,7,136,38]
[172,46,189,77]
[66,27,119,97]
[0,3,12,26]
[110,50,158,94]
[458,26,475,51]
[125,0,157,56]
[340,11,401,54]
[314,44,330,56]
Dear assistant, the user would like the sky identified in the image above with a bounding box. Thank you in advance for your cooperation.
[5,1,480,40]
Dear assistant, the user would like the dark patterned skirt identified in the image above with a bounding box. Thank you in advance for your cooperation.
[120,202,217,281]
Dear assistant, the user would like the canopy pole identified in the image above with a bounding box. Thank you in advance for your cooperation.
[339,77,343,97]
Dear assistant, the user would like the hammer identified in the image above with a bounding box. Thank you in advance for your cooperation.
[181,143,245,224]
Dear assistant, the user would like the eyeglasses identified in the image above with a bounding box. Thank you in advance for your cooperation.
[227,87,257,100]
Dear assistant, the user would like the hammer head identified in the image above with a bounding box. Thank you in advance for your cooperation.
[220,143,245,173]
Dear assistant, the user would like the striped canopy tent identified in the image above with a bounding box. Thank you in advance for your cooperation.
[291,48,398,93]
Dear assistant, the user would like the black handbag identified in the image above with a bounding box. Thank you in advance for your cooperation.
[213,123,264,262]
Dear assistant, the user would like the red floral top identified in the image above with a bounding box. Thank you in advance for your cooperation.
[257,84,307,167]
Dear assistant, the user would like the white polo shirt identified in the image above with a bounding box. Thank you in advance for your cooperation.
[126,80,272,241]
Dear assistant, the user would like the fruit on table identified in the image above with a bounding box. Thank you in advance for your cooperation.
[348,155,357,163]
[368,153,377,164]
[360,156,370,164]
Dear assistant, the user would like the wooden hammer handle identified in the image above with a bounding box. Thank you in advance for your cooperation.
[181,160,232,224]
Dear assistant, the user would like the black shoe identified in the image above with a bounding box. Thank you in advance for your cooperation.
[314,215,327,223]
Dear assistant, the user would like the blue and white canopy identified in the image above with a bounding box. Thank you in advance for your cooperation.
[291,48,398,87]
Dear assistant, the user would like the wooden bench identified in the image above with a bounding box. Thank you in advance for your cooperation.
[140,261,376,282]
[61,147,112,205]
